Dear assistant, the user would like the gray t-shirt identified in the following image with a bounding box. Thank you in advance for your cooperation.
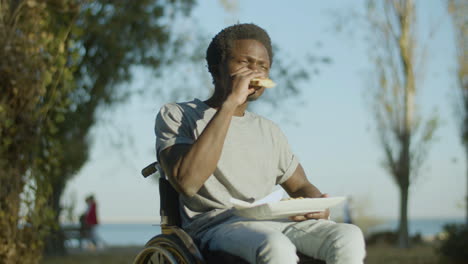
[155,98,299,234]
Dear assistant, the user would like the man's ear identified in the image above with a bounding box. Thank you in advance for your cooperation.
[212,63,228,85]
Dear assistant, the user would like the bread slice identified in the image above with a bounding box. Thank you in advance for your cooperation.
[250,78,276,88]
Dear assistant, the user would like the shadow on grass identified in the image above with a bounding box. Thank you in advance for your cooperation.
[42,246,142,264]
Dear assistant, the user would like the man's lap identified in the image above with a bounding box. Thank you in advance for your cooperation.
[195,216,356,262]
[197,217,294,263]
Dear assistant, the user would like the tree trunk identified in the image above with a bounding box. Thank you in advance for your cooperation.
[398,184,410,248]
[465,143,468,226]
[43,181,67,256]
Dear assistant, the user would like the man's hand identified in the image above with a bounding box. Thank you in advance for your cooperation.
[281,164,331,222]
[225,67,265,106]
[289,194,331,222]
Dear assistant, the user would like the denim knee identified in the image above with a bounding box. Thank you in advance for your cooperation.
[328,224,366,264]
[256,232,298,264]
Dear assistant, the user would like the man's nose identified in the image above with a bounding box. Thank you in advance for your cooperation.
[247,62,259,71]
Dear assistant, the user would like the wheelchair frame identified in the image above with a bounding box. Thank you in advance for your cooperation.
[132,162,325,264]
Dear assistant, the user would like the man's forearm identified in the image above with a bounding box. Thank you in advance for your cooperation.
[174,101,237,196]
[289,183,323,199]
[281,165,323,199]
[165,64,261,196]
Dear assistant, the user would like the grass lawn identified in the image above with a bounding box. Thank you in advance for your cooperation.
[42,246,142,264]
[365,244,441,264]
[42,243,446,264]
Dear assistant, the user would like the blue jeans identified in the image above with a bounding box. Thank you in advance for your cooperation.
[195,216,366,264]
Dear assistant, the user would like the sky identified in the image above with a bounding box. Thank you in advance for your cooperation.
[63,0,465,224]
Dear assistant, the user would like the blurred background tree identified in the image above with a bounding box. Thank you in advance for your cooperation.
[447,0,468,226]
[41,0,196,255]
[365,0,438,248]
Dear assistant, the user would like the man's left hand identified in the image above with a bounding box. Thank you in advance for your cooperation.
[289,194,331,222]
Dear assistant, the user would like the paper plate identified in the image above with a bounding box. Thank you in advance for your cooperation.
[233,197,346,220]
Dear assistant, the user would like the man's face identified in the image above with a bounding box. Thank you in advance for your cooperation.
[218,39,271,101]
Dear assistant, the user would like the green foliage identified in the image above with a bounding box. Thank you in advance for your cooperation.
[0,0,195,261]
[42,0,196,226]
[43,0,196,256]
[0,0,81,262]
[438,224,468,263]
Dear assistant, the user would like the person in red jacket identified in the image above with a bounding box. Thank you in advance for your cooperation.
[83,194,99,249]
[85,195,98,226]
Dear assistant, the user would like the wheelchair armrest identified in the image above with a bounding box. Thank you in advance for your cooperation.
[162,225,205,263]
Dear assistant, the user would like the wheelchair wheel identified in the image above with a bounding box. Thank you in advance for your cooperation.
[133,234,196,264]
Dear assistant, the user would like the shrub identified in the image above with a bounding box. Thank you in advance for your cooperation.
[438,224,468,263]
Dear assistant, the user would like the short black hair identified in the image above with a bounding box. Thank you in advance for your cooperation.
[206,23,273,80]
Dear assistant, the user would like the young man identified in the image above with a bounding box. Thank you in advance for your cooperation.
[155,23,365,264]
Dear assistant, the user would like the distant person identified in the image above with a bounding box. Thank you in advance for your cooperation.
[343,196,353,224]
[155,23,366,263]
[80,195,99,249]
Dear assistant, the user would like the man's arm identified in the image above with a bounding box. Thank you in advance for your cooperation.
[159,103,236,197]
[281,164,330,221]
[159,68,264,197]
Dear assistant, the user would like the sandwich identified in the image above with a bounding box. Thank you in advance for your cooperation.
[250,78,276,89]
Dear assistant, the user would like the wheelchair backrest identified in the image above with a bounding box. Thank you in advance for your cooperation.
[142,162,182,228]
[159,177,182,227]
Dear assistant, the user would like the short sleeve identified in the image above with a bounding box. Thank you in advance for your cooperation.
[274,125,299,185]
[155,103,194,155]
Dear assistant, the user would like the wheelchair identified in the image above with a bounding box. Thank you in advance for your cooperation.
[133,162,325,264]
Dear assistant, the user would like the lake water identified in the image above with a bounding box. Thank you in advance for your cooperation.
[95,223,161,246]
[367,217,465,237]
[92,218,464,246]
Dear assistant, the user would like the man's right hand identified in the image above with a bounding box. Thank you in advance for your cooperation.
[289,194,331,222]
[225,67,265,107]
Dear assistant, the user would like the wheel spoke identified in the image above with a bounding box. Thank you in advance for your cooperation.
[157,252,163,264]
[133,246,178,264]
[134,234,196,264]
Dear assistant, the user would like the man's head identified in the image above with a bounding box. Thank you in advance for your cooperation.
[206,23,274,84]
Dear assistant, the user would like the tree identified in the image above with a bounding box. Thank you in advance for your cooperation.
[0,0,196,261]
[0,0,82,262]
[41,0,197,255]
[366,0,438,248]
[447,0,468,226]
